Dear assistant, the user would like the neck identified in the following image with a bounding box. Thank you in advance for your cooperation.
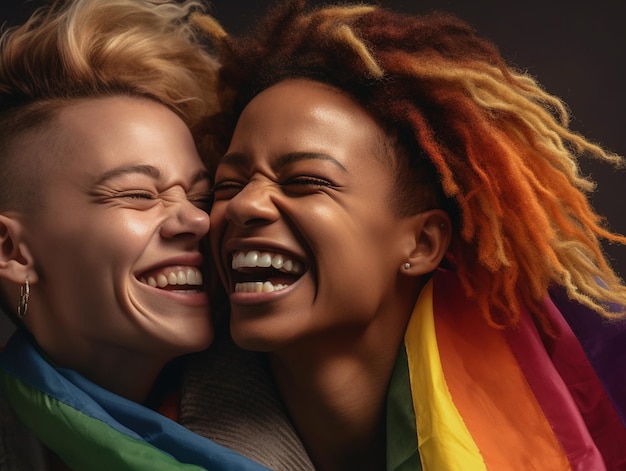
[24,310,175,404]
[271,345,388,470]
[42,339,169,403]
[77,351,168,403]
[270,297,416,471]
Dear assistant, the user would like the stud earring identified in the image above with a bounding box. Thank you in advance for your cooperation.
[17,276,29,319]
[404,262,411,270]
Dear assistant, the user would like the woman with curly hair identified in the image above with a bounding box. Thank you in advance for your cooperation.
[196,1,626,469]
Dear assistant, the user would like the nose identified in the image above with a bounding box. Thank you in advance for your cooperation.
[160,198,211,240]
[224,179,280,227]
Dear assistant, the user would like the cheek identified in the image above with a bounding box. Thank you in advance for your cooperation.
[312,212,403,299]
[209,203,227,240]
[208,204,228,269]
[32,213,154,272]
[115,216,158,240]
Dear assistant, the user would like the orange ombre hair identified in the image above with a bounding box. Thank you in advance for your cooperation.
[195,0,626,331]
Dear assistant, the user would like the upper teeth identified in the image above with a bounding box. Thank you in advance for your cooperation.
[232,250,304,274]
[140,268,203,288]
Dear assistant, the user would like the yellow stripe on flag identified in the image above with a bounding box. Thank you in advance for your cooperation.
[404,280,487,471]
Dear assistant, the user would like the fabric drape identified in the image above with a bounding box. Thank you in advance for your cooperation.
[0,330,270,471]
[387,268,626,470]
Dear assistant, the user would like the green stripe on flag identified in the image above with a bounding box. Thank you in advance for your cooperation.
[386,345,422,471]
[0,371,207,471]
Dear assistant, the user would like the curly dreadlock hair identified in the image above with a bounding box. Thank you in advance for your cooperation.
[195,0,626,331]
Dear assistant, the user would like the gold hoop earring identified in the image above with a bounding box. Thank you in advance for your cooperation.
[17,276,29,319]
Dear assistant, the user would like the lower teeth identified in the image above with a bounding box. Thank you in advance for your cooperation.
[235,281,288,293]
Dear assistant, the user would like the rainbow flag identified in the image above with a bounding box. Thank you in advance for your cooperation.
[387,268,626,470]
[0,330,270,471]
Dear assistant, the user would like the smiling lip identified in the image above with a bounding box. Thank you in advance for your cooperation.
[228,249,305,295]
[137,253,205,293]
[139,266,204,291]
[136,264,208,306]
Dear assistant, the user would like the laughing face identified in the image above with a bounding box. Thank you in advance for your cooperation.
[15,96,213,362]
[211,79,433,353]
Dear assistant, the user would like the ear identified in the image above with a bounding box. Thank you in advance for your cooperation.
[401,209,451,276]
[0,214,38,284]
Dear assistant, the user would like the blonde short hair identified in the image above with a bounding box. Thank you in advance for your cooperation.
[0,0,219,209]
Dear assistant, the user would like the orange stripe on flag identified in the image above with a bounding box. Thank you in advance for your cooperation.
[405,280,487,471]
[433,270,572,470]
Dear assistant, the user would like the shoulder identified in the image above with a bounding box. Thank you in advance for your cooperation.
[180,319,315,471]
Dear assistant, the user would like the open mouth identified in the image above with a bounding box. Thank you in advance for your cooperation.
[230,250,305,293]
[138,266,204,292]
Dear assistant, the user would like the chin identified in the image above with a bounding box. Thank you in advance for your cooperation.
[228,307,310,353]
[231,332,272,353]
[163,324,214,355]
[229,324,282,353]
[189,328,215,352]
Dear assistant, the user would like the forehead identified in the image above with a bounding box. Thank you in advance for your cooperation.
[231,79,392,164]
[16,96,205,201]
[242,79,377,131]
[56,97,188,161]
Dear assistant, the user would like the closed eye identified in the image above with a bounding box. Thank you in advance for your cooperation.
[117,191,155,200]
[281,176,336,195]
[188,192,214,210]
[212,180,244,200]
[284,176,332,186]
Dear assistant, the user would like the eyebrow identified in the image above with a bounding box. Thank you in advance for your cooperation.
[94,164,161,185]
[94,165,210,186]
[220,151,348,172]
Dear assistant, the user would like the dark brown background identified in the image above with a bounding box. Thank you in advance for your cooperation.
[1,1,625,341]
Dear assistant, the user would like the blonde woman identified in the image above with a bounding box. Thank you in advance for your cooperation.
[0,1,271,469]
